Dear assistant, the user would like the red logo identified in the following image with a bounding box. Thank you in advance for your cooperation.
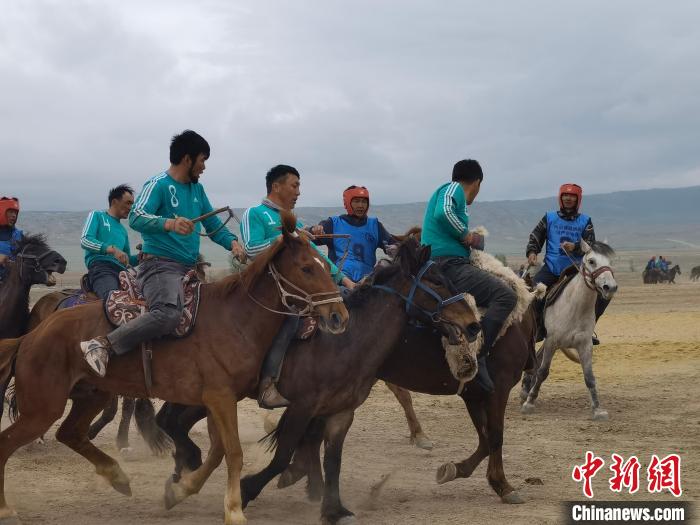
[609,454,641,494]
[647,454,682,497]
[572,451,605,498]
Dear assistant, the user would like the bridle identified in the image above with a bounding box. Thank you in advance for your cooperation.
[566,250,614,294]
[372,259,467,323]
[15,244,57,282]
[248,262,344,317]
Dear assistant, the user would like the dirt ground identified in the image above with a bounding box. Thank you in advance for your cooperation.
[6,264,700,524]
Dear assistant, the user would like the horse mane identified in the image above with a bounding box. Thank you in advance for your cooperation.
[392,226,422,242]
[12,233,49,254]
[215,209,301,296]
[590,241,615,258]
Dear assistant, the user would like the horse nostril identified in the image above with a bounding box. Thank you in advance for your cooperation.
[330,312,341,327]
[467,322,481,337]
[603,284,610,291]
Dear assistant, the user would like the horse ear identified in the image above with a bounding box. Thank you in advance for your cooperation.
[417,244,431,267]
[580,239,591,253]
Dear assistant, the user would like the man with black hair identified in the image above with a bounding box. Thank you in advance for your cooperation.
[525,183,609,344]
[241,164,352,408]
[0,196,22,282]
[422,159,517,392]
[80,130,245,377]
[80,184,138,301]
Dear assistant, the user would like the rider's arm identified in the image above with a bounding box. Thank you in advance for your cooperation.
[123,239,139,266]
[377,221,396,252]
[573,218,595,256]
[80,211,108,254]
[199,190,238,250]
[433,182,469,242]
[240,208,272,259]
[526,214,547,257]
[129,179,169,233]
[309,218,333,247]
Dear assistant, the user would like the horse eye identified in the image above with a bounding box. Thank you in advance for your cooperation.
[301,266,313,274]
[589,259,597,267]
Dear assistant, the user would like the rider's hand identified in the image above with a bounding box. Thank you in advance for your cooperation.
[561,241,576,253]
[341,277,356,289]
[231,240,247,262]
[527,253,537,266]
[465,232,485,251]
[107,246,129,267]
[310,225,324,236]
[166,217,195,235]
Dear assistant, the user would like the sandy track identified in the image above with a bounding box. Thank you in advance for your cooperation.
[5,274,699,524]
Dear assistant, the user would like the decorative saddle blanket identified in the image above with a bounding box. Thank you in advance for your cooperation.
[104,268,202,338]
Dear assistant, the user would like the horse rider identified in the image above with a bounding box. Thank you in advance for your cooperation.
[645,256,657,272]
[525,183,610,344]
[0,196,23,283]
[422,159,517,392]
[657,256,669,272]
[309,185,398,285]
[80,130,246,377]
[80,185,139,301]
[241,164,354,409]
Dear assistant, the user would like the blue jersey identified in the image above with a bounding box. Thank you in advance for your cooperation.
[544,211,590,275]
[0,227,22,280]
[330,216,379,282]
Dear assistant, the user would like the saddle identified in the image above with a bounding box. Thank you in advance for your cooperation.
[55,275,97,310]
[544,264,579,309]
[104,268,201,338]
[103,268,202,397]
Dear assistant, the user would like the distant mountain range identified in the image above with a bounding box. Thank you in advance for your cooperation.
[19,185,700,269]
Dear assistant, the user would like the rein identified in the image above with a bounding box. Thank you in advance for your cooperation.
[192,206,237,238]
[15,245,57,282]
[372,260,466,322]
[565,250,614,294]
[248,262,344,317]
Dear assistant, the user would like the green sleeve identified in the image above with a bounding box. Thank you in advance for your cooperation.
[199,189,237,250]
[129,180,168,233]
[433,183,469,241]
[80,212,107,254]
[241,207,273,258]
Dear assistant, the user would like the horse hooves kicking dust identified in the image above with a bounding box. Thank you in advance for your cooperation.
[501,491,526,504]
[410,432,434,450]
[436,462,457,484]
[520,401,536,414]
[592,408,609,421]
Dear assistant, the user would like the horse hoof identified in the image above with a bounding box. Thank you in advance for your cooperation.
[592,409,609,421]
[336,516,357,525]
[521,402,536,414]
[224,509,247,525]
[0,507,20,525]
[111,478,132,497]
[436,462,457,485]
[35,437,46,446]
[164,477,187,510]
[411,433,434,450]
[501,491,525,504]
[119,447,135,460]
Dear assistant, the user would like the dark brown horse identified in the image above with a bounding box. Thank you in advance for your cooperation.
[157,240,535,523]
[0,211,348,525]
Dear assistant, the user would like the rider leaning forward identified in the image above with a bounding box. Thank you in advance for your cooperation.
[80,130,245,376]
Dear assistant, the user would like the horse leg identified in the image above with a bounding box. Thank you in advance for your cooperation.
[88,394,118,440]
[484,388,523,503]
[384,381,433,450]
[521,340,556,413]
[157,403,206,481]
[165,390,245,525]
[277,416,325,502]
[320,409,355,525]
[116,397,135,452]
[0,386,71,519]
[55,389,132,496]
[436,396,488,485]
[578,344,608,421]
[520,346,542,402]
[240,406,314,507]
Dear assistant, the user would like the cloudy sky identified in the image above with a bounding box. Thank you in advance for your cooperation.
[2,0,699,210]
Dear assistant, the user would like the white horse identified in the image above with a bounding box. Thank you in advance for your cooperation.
[521,239,617,420]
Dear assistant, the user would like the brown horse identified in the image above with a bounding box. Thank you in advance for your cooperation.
[265,300,537,523]
[24,255,212,454]
[0,211,348,525]
[156,239,533,523]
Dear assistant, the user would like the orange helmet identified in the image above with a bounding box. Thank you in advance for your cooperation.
[343,185,369,215]
[0,197,19,227]
[558,183,582,212]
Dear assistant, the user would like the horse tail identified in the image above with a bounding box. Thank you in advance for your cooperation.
[134,398,174,455]
[260,409,289,452]
[560,347,581,363]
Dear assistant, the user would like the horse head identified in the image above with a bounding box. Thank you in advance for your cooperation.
[12,234,67,286]
[387,237,481,345]
[243,210,349,335]
[580,239,617,300]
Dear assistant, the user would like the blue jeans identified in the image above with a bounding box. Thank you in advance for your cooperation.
[87,261,122,302]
